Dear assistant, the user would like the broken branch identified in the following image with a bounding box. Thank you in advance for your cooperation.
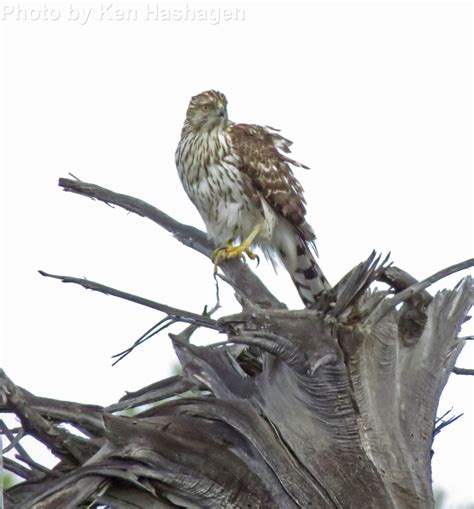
[39,270,219,330]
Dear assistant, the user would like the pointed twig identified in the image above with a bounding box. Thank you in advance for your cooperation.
[39,270,219,331]
[330,251,391,318]
[433,409,463,438]
[452,367,474,375]
[111,316,177,366]
[59,177,212,256]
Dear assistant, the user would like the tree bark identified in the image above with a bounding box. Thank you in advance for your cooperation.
[1,178,472,508]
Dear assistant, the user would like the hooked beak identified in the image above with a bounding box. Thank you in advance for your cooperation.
[217,102,227,118]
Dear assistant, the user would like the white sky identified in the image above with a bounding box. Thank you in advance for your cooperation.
[1,1,473,506]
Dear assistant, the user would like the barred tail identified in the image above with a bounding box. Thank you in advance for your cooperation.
[280,239,330,308]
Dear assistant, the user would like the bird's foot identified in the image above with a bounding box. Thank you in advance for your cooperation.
[211,224,262,271]
[212,243,258,266]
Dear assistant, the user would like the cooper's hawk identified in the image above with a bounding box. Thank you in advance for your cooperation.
[175,90,330,306]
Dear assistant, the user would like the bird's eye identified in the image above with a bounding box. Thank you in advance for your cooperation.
[202,104,210,111]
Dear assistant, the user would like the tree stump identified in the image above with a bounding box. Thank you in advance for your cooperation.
[1,178,472,508]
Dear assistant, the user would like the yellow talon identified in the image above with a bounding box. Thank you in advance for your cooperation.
[212,244,257,264]
[245,250,258,261]
[212,224,262,269]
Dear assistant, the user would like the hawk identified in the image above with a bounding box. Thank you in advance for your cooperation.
[175,90,330,306]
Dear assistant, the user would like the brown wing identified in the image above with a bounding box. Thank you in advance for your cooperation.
[227,123,315,241]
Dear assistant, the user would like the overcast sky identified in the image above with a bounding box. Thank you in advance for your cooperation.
[1,1,473,506]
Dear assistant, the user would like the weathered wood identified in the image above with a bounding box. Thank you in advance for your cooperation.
[58,177,284,309]
[2,181,472,508]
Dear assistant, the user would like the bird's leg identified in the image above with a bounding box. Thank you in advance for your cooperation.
[212,224,262,268]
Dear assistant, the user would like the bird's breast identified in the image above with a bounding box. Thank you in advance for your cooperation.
[176,130,240,201]
[175,129,271,245]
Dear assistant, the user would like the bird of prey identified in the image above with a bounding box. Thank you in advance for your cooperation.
[175,90,330,306]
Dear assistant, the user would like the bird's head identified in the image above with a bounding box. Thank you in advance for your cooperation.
[184,90,228,132]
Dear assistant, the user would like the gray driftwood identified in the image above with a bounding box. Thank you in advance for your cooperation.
[1,178,473,508]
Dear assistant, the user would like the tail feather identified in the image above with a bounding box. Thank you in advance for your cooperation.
[280,240,330,307]
[270,219,330,307]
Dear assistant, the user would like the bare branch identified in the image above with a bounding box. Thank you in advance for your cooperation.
[4,168,472,509]
[106,375,194,413]
[0,420,25,454]
[14,454,52,476]
[229,331,307,370]
[433,409,463,438]
[111,316,178,366]
[58,177,282,309]
[366,259,474,326]
[377,266,432,305]
[0,370,88,464]
[452,367,474,375]
[39,270,219,331]
[3,457,35,480]
[59,177,212,256]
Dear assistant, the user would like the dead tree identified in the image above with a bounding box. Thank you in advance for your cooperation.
[1,177,473,509]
